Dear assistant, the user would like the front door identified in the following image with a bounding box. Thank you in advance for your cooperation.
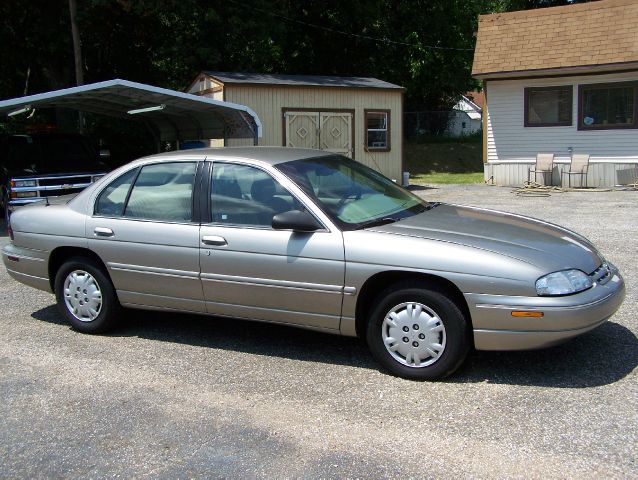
[199,161,345,330]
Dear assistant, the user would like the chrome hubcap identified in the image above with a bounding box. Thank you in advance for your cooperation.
[63,270,102,322]
[382,302,446,368]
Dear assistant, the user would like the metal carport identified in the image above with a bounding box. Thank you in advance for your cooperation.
[0,79,262,145]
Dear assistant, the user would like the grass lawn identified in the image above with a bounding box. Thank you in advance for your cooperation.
[405,141,484,185]
[410,172,484,184]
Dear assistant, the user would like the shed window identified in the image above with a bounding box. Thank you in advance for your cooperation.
[524,86,572,127]
[579,82,637,130]
[365,110,390,150]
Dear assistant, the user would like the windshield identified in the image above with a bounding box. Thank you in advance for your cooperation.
[276,155,429,230]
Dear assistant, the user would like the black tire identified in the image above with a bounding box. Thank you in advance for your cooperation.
[54,256,121,334]
[366,282,470,380]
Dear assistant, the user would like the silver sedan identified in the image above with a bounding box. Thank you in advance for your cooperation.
[2,147,625,380]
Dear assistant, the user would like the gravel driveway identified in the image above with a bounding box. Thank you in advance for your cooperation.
[1,185,636,478]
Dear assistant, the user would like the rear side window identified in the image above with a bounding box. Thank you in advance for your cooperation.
[95,168,138,216]
[124,162,196,222]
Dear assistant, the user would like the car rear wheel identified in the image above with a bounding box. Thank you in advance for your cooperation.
[54,256,121,333]
[366,283,470,380]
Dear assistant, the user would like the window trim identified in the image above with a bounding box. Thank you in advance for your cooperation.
[364,109,391,152]
[92,161,200,224]
[524,85,573,127]
[577,81,638,131]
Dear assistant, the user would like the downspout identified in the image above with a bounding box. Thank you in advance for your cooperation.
[482,80,488,165]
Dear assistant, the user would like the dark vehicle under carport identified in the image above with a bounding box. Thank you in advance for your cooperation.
[0,79,262,218]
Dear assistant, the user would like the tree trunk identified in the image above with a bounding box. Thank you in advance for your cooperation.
[68,0,83,86]
[68,0,84,132]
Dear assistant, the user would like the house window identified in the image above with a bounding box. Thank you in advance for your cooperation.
[365,110,390,151]
[579,82,637,130]
[524,86,572,127]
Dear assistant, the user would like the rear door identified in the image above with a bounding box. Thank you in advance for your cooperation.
[198,160,345,330]
[86,160,204,313]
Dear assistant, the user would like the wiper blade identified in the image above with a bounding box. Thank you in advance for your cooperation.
[355,217,398,230]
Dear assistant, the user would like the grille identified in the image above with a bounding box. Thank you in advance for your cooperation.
[590,263,612,285]
[38,176,93,187]
[41,187,86,197]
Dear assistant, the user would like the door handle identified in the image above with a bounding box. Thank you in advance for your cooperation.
[202,235,227,246]
[94,227,114,237]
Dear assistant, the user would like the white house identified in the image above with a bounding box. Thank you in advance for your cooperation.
[447,93,483,136]
[473,0,638,187]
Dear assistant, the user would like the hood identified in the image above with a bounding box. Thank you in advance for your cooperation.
[371,204,602,273]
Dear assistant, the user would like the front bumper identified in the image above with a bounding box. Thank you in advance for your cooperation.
[466,267,625,351]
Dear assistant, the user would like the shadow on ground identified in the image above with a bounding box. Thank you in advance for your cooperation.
[32,305,637,389]
[406,185,436,192]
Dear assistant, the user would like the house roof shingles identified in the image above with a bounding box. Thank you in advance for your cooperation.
[472,0,638,79]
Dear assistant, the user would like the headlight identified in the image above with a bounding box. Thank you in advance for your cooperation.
[12,180,37,188]
[536,269,593,296]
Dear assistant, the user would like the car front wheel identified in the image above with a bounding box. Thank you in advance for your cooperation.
[366,283,470,380]
[54,256,121,333]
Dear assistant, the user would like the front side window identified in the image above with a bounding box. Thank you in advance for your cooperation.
[211,163,299,227]
[579,82,636,130]
[123,162,196,222]
[365,110,390,150]
[276,155,428,230]
[524,86,572,127]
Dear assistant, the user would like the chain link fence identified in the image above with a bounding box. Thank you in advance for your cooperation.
[404,110,481,140]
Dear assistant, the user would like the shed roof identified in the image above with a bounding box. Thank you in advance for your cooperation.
[0,79,262,141]
[473,0,638,79]
[203,71,403,90]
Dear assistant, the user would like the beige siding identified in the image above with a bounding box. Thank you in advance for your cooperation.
[224,85,403,181]
[487,71,638,164]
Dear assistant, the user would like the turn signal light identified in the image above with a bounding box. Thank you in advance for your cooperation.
[511,311,544,318]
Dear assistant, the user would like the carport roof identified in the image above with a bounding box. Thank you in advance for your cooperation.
[0,79,262,141]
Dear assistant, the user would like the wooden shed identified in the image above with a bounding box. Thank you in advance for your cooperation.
[187,71,405,181]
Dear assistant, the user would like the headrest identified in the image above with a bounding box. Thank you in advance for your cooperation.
[251,178,276,202]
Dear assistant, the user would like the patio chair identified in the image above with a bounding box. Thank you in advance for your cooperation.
[528,153,555,185]
[561,154,590,188]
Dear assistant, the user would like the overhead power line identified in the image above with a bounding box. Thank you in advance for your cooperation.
[226,0,474,52]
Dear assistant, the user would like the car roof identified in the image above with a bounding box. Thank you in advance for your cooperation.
[137,147,335,166]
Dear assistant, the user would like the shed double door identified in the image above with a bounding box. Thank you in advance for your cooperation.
[285,111,352,158]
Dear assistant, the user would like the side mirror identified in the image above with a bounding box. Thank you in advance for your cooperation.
[272,210,323,232]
